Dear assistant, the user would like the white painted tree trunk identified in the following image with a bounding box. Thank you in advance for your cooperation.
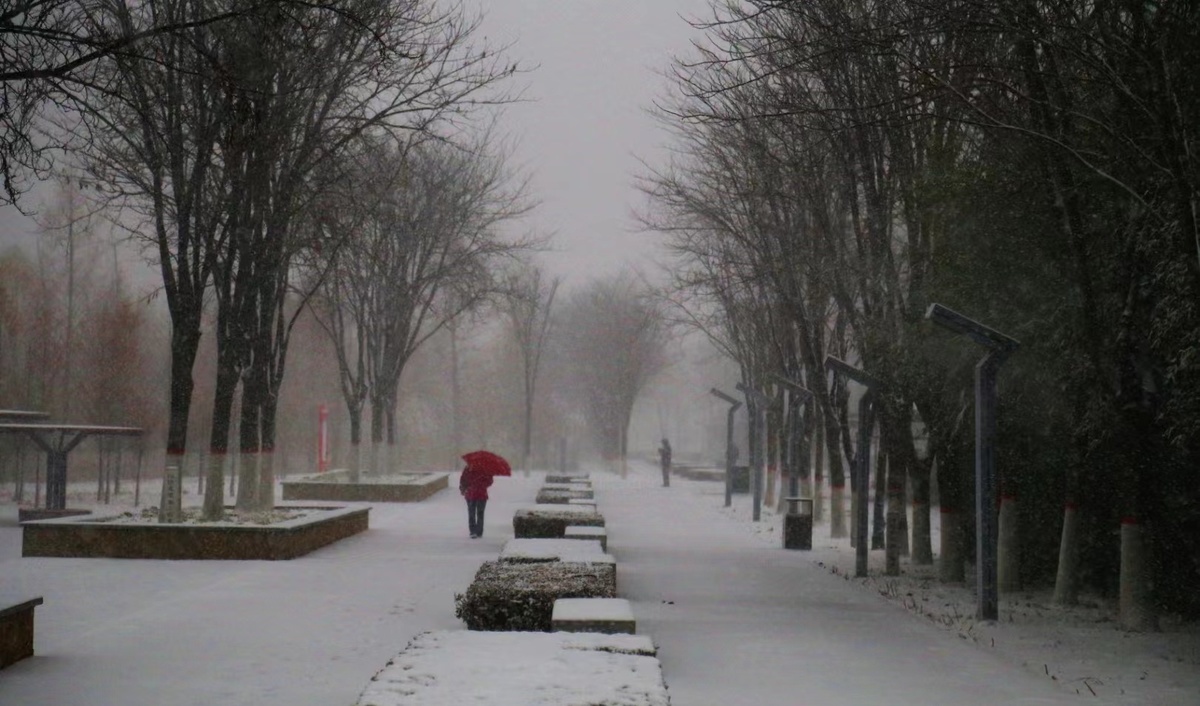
[939,507,964,583]
[236,451,258,511]
[1119,520,1158,631]
[257,450,274,511]
[998,495,1020,592]
[831,484,846,538]
[1052,503,1080,605]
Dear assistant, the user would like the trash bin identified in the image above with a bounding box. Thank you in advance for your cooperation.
[783,497,813,550]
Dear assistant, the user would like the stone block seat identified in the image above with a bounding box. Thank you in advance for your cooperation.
[564,524,607,551]
[355,631,667,705]
[0,595,43,669]
[564,525,607,552]
[552,597,636,634]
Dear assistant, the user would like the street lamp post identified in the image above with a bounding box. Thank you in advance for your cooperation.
[736,382,768,522]
[824,357,879,578]
[709,388,742,508]
[926,303,1019,622]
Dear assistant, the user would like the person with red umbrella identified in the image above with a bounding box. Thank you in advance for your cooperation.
[458,450,510,538]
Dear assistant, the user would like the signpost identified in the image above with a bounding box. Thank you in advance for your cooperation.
[926,303,1019,622]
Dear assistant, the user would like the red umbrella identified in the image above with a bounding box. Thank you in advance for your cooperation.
[462,450,512,477]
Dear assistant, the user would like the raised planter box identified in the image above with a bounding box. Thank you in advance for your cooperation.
[534,487,594,504]
[513,505,605,539]
[18,507,91,522]
[0,596,42,670]
[281,472,447,503]
[21,505,369,560]
[356,631,668,706]
[500,538,611,565]
[545,473,589,484]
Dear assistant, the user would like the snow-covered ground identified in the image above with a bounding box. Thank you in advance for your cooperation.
[660,464,1200,705]
[0,462,1196,705]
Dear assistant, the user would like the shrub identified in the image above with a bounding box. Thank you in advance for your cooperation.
[454,560,617,631]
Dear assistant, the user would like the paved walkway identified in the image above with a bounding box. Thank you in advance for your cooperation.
[1,467,1084,706]
[594,470,1079,706]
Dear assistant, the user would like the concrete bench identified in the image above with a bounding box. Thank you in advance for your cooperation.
[568,499,597,510]
[356,631,666,705]
[564,525,607,551]
[552,598,636,634]
[0,596,43,669]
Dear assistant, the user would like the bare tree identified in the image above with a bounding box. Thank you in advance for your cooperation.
[311,133,534,480]
[557,274,671,466]
[498,262,559,474]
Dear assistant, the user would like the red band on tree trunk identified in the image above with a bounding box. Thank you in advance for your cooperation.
[1064,501,1078,511]
[1121,516,1139,526]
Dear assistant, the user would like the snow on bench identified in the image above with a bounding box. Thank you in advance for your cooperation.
[567,498,597,510]
[564,525,607,551]
[0,595,43,669]
[356,630,668,706]
[553,598,636,634]
[500,538,611,565]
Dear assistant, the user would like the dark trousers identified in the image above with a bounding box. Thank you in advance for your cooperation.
[467,499,487,536]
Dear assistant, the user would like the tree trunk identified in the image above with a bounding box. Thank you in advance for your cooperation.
[203,361,239,520]
[1052,502,1080,605]
[813,418,824,522]
[872,444,886,551]
[235,388,260,512]
[257,392,278,511]
[162,323,200,520]
[348,406,363,483]
[370,399,384,477]
[937,445,967,583]
[823,410,846,538]
[1119,518,1157,631]
[386,403,398,476]
[998,495,1020,592]
[910,457,933,565]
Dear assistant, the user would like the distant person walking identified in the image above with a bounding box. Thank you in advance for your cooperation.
[459,462,493,538]
[658,438,672,487]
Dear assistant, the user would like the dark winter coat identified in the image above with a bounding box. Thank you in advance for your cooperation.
[459,466,493,501]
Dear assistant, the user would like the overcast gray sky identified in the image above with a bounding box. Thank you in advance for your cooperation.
[0,1,709,289]
[475,0,707,284]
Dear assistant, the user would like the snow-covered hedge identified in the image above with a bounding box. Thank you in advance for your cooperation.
[454,560,617,631]
[535,487,594,504]
[513,505,605,539]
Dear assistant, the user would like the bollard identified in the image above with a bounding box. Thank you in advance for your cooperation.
[783,496,813,550]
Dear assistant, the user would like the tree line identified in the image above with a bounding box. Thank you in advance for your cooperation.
[641,0,1200,629]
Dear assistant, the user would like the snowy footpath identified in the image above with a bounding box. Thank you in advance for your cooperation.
[1,464,1196,705]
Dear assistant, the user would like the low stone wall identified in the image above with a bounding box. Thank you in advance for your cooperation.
[281,472,447,502]
[21,506,370,560]
[18,508,91,523]
[0,596,42,670]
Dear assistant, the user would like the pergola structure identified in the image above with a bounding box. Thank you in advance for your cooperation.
[0,423,143,510]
